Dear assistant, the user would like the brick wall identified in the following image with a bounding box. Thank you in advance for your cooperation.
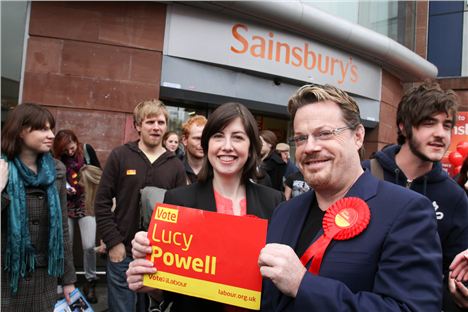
[22,2,166,164]
[363,70,403,159]
[438,77,468,112]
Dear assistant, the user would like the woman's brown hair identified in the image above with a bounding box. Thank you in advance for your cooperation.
[52,129,84,161]
[1,103,56,160]
[198,102,261,184]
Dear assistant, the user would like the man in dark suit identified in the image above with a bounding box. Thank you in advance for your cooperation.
[259,84,443,311]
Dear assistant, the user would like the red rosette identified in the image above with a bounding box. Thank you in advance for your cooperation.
[322,197,370,240]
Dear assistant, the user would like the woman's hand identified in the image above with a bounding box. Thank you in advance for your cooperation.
[126,258,157,292]
[0,159,9,192]
[132,231,152,259]
[63,284,76,304]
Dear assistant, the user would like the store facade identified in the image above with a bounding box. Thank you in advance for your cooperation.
[12,1,437,162]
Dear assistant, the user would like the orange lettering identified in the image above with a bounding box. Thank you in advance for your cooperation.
[251,36,266,58]
[291,46,303,67]
[230,24,249,54]
[275,42,291,64]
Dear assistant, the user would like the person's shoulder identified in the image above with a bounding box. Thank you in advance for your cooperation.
[53,158,67,182]
[373,178,433,214]
[54,158,66,173]
[84,143,95,151]
[250,182,282,197]
[111,142,134,154]
[164,182,202,206]
[166,183,195,195]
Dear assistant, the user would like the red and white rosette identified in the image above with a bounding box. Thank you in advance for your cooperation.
[300,197,370,275]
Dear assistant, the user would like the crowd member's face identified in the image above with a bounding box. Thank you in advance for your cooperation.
[65,141,78,157]
[293,101,363,192]
[183,124,204,159]
[164,134,179,152]
[136,113,167,149]
[20,123,55,154]
[208,117,250,180]
[404,112,453,162]
[260,136,271,157]
[279,150,289,162]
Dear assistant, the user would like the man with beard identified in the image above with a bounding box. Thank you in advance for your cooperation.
[362,81,468,312]
[181,115,207,184]
[95,99,186,312]
[259,84,443,311]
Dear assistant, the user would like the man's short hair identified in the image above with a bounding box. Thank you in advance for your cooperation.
[181,115,207,138]
[288,84,361,129]
[396,81,458,145]
[133,99,168,128]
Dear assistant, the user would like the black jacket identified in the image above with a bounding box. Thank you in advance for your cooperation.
[95,141,187,254]
[261,151,287,192]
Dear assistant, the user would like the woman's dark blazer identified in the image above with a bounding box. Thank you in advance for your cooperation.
[161,179,284,312]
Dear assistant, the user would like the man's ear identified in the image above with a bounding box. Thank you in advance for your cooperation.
[182,135,188,147]
[354,124,365,149]
[135,123,141,134]
[398,122,406,136]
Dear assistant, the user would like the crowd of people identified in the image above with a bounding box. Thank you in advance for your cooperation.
[1,81,467,312]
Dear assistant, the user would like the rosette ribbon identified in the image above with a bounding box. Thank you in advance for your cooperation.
[300,197,370,275]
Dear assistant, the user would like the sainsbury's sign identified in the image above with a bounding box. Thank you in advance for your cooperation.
[164,5,381,100]
[230,24,359,85]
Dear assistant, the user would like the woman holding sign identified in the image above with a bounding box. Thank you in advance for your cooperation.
[126,102,284,311]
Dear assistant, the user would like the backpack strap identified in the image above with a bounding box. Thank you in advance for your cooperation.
[83,143,91,165]
[370,158,384,181]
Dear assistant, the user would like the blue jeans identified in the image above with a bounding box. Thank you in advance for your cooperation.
[107,256,146,312]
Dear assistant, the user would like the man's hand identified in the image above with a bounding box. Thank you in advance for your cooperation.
[258,243,306,298]
[449,249,468,308]
[63,284,76,304]
[132,231,152,259]
[109,242,126,263]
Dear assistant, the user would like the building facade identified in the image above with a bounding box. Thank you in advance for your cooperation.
[3,1,464,164]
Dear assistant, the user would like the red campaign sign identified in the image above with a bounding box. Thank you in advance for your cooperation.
[442,112,468,176]
[143,203,268,310]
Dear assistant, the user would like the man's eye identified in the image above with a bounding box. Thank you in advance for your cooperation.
[317,130,333,138]
[443,123,453,130]
[422,120,435,126]
[296,135,308,142]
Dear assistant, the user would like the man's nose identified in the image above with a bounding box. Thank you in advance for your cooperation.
[433,123,448,137]
[303,135,321,153]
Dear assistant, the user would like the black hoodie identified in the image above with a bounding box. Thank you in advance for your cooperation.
[363,144,468,311]
[364,145,468,270]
